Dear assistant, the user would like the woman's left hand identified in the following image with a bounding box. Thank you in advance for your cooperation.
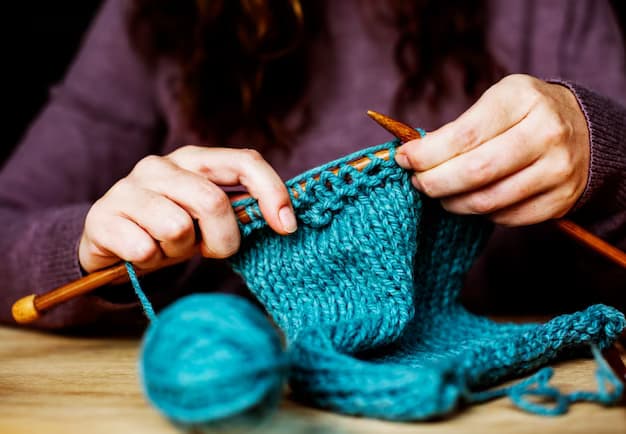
[395,74,590,226]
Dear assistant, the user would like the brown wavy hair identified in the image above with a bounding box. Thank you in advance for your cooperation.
[128,0,502,149]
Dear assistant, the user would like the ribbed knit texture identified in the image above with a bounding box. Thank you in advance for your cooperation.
[554,81,626,214]
[229,140,626,420]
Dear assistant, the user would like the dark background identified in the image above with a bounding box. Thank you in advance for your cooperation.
[3,2,102,164]
[2,1,625,166]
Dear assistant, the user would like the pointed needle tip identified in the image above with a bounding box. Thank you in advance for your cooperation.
[364,110,421,143]
[366,109,383,120]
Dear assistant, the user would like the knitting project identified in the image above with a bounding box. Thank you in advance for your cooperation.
[227,140,625,419]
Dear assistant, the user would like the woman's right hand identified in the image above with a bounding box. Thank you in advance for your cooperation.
[78,146,297,273]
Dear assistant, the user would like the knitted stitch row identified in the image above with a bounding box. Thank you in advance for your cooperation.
[228,140,625,419]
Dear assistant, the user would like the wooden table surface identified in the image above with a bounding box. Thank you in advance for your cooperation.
[0,325,624,434]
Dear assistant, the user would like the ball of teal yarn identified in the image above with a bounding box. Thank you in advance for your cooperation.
[140,293,287,425]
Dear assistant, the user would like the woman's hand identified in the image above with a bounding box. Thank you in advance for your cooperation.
[395,74,590,226]
[79,146,297,273]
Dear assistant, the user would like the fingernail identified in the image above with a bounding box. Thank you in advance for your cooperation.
[395,153,410,169]
[279,206,297,233]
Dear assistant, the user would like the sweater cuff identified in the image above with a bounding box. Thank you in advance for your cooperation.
[28,204,89,292]
[549,80,626,216]
[18,204,143,329]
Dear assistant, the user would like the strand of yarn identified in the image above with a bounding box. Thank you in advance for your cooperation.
[125,262,156,322]
[468,346,623,415]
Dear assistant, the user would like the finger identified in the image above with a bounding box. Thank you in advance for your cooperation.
[396,75,534,171]
[412,118,541,198]
[111,180,197,259]
[87,214,163,270]
[167,147,296,235]
[129,161,241,258]
[166,180,240,259]
[440,158,557,215]
[488,189,571,227]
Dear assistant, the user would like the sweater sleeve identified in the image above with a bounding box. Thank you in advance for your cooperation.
[539,0,626,246]
[565,83,626,214]
[0,0,165,330]
[554,81,626,248]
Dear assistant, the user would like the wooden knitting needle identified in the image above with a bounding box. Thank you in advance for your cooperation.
[11,112,626,324]
[11,148,390,324]
[366,110,626,270]
[235,148,391,224]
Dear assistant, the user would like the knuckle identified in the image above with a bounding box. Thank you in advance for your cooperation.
[85,241,105,259]
[85,199,107,221]
[501,74,547,107]
[240,148,264,165]
[542,119,571,144]
[560,183,579,208]
[468,192,496,214]
[517,79,546,104]
[163,217,193,242]
[206,231,240,258]
[526,88,545,108]
[465,157,493,184]
[133,155,164,175]
[129,241,159,264]
[169,145,199,159]
[502,73,526,84]
[553,162,571,181]
[79,230,103,255]
[108,177,134,196]
[203,188,231,215]
[551,154,574,180]
[454,124,480,151]
[503,73,535,88]
[163,145,201,164]
[84,214,113,243]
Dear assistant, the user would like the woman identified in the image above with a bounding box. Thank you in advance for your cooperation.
[0,0,624,330]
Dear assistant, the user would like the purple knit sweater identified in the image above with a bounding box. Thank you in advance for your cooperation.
[1,0,625,331]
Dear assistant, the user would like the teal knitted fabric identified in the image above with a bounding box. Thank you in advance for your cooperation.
[229,140,625,420]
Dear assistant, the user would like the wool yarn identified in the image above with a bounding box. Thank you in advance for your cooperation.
[133,139,625,425]
[230,141,625,419]
[138,292,287,425]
